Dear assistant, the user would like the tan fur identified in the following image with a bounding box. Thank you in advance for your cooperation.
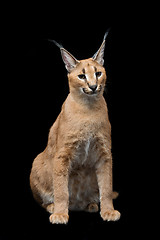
[30,38,120,224]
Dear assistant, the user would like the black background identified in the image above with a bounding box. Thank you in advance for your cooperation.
[1,2,151,240]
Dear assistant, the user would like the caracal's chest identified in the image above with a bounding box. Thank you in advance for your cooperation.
[69,126,101,170]
[61,95,109,170]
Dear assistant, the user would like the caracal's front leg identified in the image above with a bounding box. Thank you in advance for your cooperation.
[49,150,70,224]
[96,139,120,221]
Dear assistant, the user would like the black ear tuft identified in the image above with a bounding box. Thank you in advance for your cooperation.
[48,39,63,49]
[103,28,111,41]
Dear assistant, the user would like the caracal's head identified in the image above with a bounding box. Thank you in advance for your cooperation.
[52,31,110,99]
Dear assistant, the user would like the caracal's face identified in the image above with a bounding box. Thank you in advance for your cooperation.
[68,58,106,98]
[54,30,110,99]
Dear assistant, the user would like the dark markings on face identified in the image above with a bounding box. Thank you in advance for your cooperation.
[82,68,85,74]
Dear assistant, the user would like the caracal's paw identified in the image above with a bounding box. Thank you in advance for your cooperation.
[101,209,121,221]
[87,203,99,213]
[49,213,69,224]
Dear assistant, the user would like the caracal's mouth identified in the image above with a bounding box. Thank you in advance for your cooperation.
[82,88,97,95]
[82,85,102,95]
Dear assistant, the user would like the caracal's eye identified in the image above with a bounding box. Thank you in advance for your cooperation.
[78,74,86,80]
[95,72,102,78]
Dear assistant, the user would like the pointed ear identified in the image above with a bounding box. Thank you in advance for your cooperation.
[92,30,110,66]
[60,48,80,72]
[48,39,80,72]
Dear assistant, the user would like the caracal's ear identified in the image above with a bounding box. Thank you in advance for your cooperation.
[92,29,110,66]
[49,40,80,72]
[60,48,80,72]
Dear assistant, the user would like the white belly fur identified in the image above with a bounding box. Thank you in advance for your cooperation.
[69,138,99,210]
